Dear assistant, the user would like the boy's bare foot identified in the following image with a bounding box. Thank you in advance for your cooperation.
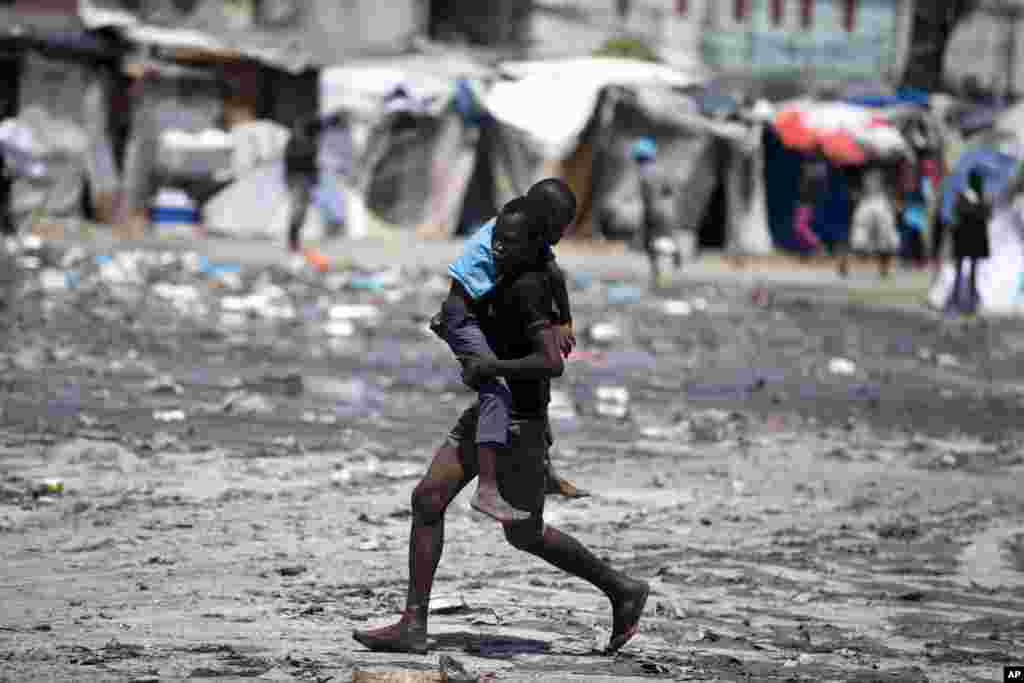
[352,612,428,654]
[470,485,531,523]
[546,472,590,498]
[545,460,590,498]
[606,580,650,654]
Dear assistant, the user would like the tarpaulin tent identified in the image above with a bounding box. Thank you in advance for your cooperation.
[552,83,771,253]
[763,127,856,251]
[481,57,772,253]
[8,48,121,227]
[320,56,546,239]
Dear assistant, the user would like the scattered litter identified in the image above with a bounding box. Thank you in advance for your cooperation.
[153,409,186,423]
[32,479,64,497]
[329,304,380,321]
[662,299,692,316]
[588,322,622,345]
[221,391,274,415]
[324,320,356,337]
[607,284,643,305]
[595,385,630,419]
[828,357,857,375]
[429,595,470,615]
[144,375,184,395]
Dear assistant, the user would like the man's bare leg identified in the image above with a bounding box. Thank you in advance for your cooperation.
[505,522,649,654]
[352,443,470,654]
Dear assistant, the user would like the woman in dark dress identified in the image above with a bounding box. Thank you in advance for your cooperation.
[949,169,992,314]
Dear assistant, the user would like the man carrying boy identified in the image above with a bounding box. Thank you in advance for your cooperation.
[354,196,649,655]
[433,178,581,523]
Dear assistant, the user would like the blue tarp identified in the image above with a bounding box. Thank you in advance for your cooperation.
[941,148,1021,223]
[954,105,1007,136]
[845,88,931,109]
[763,128,854,251]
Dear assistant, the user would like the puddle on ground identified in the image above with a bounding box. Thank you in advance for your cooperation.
[957,522,1024,590]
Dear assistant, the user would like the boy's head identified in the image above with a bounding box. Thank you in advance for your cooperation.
[526,178,577,246]
[967,168,985,195]
[631,137,657,165]
[493,196,546,275]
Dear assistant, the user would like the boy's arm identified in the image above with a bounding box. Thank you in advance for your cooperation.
[546,257,572,325]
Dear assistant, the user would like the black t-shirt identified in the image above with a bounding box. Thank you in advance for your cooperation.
[285,128,318,178]
[479,268,553,418]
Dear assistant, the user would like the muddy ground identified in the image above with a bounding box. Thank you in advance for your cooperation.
[1,243,1023,682]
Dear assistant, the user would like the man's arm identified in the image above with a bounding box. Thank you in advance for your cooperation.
[463,325,563,385]
[461,275,565,385]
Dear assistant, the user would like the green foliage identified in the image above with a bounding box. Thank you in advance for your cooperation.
[594,37,660,63]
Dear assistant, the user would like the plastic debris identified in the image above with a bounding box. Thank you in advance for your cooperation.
[662,299,692,316]
[595,385,630,419]
[588,322,622,345]
[153,409,186,423]
[221,391,274,415]
[828,357,857,375]
[144,375,184,395]
[607,284,643,305]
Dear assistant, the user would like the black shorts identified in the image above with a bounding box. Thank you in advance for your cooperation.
[446,403,550,517]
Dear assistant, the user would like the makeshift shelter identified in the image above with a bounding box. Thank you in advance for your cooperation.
[318,55,548,240]
[570,83,770,254]
[0,25,124,229]
[479,57,772,253]
[119,60,224,224]
[764,99,933,251]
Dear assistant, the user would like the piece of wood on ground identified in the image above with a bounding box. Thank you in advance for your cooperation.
[352,670,446,683]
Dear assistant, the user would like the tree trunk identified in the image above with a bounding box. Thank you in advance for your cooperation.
[902,1,979,91]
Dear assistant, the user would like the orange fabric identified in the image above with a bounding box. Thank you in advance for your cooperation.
[820,131,866,166]
[775,111,817,152]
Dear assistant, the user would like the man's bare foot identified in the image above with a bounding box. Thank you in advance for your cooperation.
[606,580,650,654]
[352,612,428,654]
[470,485,531,523]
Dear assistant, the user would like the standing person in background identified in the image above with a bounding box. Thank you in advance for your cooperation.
[847,167,900,278]
[796,152,827,258]
[284,115,319,255]
[949,169,992,314]
[901,160,934,268]
[632,137,681,289]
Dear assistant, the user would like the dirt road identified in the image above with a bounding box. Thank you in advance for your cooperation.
[1,240,1022,681]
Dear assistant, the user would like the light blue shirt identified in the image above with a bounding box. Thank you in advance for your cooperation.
[448,219,498,300]
[448,218,554,301]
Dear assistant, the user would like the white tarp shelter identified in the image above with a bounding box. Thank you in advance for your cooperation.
[485,57,703,160]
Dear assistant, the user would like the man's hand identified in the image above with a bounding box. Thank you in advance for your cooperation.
[461,357,497,390]
[555,322,576,358]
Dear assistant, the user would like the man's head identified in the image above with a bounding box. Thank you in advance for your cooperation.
[493,196,546,276]
[526,178,577,246]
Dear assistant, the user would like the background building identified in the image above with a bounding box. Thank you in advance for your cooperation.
[532,1,915,83]
[944,0,1024,98]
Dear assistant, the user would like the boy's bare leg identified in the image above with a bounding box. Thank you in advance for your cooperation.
[471,443,531,522]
